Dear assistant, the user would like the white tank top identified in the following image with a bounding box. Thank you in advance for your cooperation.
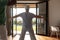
[19,12,35,27]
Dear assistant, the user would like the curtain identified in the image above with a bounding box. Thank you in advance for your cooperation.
[0,0,8,24]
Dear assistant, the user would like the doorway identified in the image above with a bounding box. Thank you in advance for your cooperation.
[10,1,47,39]
[12,4,36,36]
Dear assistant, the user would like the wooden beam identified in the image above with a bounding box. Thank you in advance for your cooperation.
[17,0,48,1]
[7,0,48,5]
[13,4,36,8]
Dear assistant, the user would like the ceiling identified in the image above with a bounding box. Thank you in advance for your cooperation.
[17,0,46,1]
[16,0,47,3]
[12,0,47,8]
[17,1,40,3]
[13,4,36,8]
[7,0,48,5]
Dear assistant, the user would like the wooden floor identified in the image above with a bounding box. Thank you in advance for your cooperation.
[8,35,60,40]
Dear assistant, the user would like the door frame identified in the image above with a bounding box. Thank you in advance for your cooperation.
[36,1,48,36]
[11,1,49,37]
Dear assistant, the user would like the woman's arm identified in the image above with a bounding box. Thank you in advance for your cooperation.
[9,14,20,21]
[12,14,20,18]
[34,15,44,18]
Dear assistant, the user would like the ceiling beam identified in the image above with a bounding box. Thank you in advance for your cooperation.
[17,1,39,3]
[13,4,36,8]
[17,0,48,1]
[7,0,48,5]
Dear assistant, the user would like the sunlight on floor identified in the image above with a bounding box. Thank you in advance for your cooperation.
[8,35,35,40]
[8,35,60,40]
[13,35,31,40]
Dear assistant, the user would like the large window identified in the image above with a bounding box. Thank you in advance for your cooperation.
[13,8,36,35]
[11,3,47,36]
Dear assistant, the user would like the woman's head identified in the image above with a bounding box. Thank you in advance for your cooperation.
[25,4,29,12]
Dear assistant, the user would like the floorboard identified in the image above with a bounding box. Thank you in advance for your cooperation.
[8,35,60,40]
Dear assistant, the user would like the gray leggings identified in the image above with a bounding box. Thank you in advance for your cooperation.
[19,26,36,40]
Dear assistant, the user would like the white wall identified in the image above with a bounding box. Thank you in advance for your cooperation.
[49,0,60,26]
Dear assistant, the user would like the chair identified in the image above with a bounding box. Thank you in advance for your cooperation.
[50,26,60,39]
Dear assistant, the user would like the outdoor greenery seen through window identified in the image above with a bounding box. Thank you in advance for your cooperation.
[13,8,36,34]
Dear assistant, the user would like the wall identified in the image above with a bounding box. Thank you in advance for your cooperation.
[49,0,60,26]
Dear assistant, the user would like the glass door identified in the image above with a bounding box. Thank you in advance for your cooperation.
[11,2,48,36]
[12,4,37,37]
[36,2,47,35]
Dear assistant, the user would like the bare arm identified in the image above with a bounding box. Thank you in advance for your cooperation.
[12,14,20,18]
[10,14,20,20]
[34,15,44,18]
[9,14,20,22]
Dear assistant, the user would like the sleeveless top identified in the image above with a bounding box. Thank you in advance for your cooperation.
[19,12,35,27]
